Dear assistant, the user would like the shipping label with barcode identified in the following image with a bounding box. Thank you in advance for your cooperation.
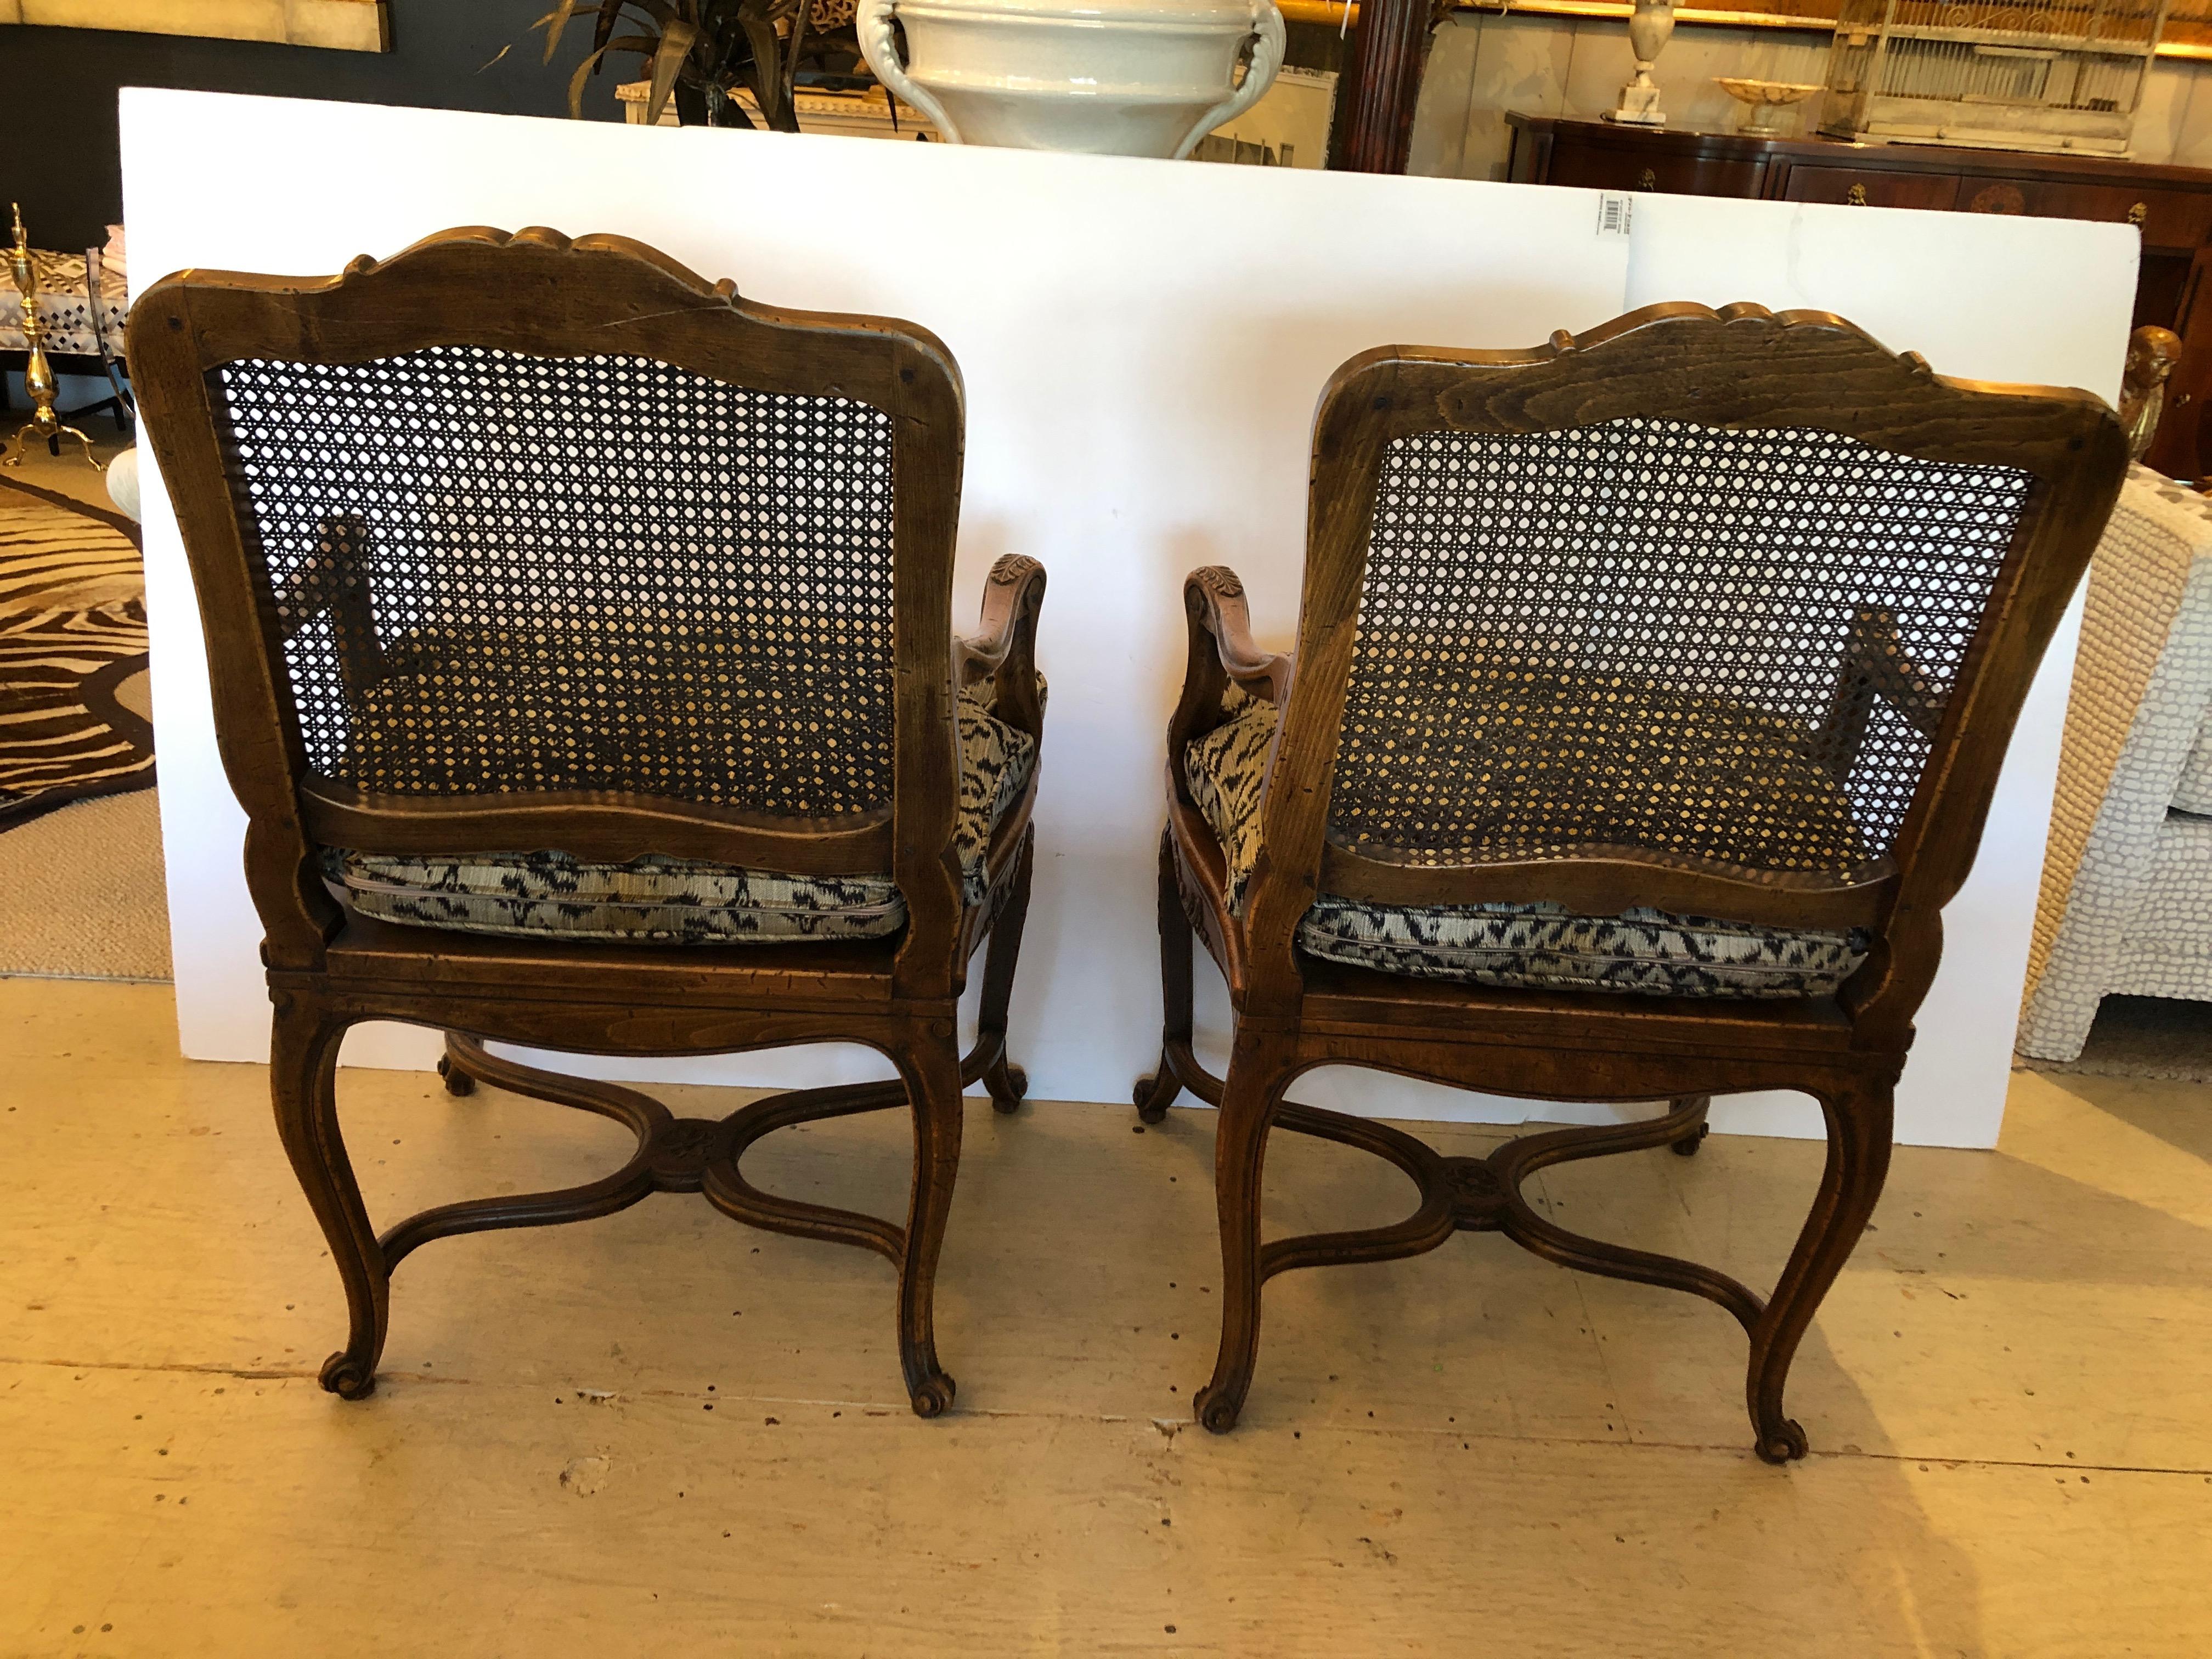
[1596,193,1633,238]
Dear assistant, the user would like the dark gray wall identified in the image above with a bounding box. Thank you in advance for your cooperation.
[3,0,614,254]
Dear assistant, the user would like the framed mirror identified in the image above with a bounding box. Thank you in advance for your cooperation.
[0,0,390,53]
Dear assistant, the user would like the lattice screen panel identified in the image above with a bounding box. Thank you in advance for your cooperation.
[208,346,898,817]
[1334,416,2034,875]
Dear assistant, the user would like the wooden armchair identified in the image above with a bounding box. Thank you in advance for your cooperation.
[131,226,1047,1417]
[1135,303,2125,1459]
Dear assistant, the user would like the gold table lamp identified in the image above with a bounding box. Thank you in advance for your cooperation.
[5,202,103,472]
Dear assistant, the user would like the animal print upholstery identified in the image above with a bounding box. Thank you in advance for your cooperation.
[1296,896,1870,997]
[326,681,1037,943]
[1185,687,1870,998]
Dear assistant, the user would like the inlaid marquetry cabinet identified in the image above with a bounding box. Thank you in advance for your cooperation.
[1506,113,2212,479]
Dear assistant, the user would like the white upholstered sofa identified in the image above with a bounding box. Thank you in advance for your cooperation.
[2020,466,2212,1061]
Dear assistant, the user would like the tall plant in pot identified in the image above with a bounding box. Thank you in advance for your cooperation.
[537,0,849,132]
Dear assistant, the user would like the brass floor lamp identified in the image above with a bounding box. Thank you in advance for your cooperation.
[5,202,103,472]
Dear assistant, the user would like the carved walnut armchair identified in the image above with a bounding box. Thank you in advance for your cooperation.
[131,227,1047,1417]
[1136,303,2125,1459]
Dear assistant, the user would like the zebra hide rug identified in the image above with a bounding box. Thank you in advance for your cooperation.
[0,476,155,829]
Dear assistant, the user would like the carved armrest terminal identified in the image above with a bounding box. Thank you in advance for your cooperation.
[956,552,1047,740]
[1166,565,1292,763]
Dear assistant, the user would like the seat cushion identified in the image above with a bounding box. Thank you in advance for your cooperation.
[325,683,1036,944]
[2174,706,2212,816]
[1296,895,1870,998]
[335,624,901,814]
[1184,689,1869,999]
[2121,806,2212,957]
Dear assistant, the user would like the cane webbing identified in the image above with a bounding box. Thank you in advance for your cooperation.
[207,344,898,816]
[1335,416,2034,875]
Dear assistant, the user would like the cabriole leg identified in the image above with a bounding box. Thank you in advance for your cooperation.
[1670,1093,1713,1156]
[978,830,1034,1115]
[269,995,386,1400]
[1135,826,1193,1124]
[1746,1081,1893,1462]
[1192,1029,1291,1433]
[436,1034,477,1097]
[893,1032,966,1418]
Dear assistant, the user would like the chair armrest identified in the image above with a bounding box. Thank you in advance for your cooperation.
[1811,605,1943,781]
[269,511,387,697]
[956,554,1047,741]
[1166,566,1293,761]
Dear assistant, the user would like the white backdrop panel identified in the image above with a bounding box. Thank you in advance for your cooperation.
[122,91,2137,1147]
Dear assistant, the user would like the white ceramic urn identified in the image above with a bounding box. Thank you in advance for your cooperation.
[858,0,1285,160]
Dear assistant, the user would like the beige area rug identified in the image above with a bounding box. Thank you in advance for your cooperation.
[2019,995,2212,1084]
[0,475,155,825]
[0,786,171,979]
[0,459,171,979]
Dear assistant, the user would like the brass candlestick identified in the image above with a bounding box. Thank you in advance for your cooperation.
[5,202,103,472]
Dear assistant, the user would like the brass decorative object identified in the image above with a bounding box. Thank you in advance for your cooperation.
[5,204,103,472]
[1713,77,1821,136]
[2120,324,2183,465]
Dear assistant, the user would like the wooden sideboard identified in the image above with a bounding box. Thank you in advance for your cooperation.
[1506,114,2212,479]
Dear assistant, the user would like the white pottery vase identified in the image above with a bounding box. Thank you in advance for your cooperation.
[1605,0,1674,127]
[859,0,1285,160]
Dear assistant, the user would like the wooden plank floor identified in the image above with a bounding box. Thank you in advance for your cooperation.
[4,977,2209,1656]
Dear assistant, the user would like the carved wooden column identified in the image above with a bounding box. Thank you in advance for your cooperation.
[1329,0,1438,174]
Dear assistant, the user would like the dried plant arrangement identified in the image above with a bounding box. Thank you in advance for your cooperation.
[535,0,864,133]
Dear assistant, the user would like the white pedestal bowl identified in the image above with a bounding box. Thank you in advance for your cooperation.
[1714,78,1822,136]
[859,0,1285,159]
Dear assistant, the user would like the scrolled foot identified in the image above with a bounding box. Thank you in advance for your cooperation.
[1755,1418,1809,1464]
[985,1062,1028,1115]
[1193,1384,1241,1435]
[909,1373,957,1419]
[436,1054,476,1098]
[1672,1122,1709,1157]
[319,1351,376,1400]
[1133,1073,1175,1125]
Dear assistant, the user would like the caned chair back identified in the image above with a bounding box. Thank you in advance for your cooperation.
[222,345,902,816]
[130,227,969,973]
[1239,303,2127,1028]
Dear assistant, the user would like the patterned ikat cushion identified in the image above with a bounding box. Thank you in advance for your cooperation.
[1185,689,1871,998]
[325,682,1036,943]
